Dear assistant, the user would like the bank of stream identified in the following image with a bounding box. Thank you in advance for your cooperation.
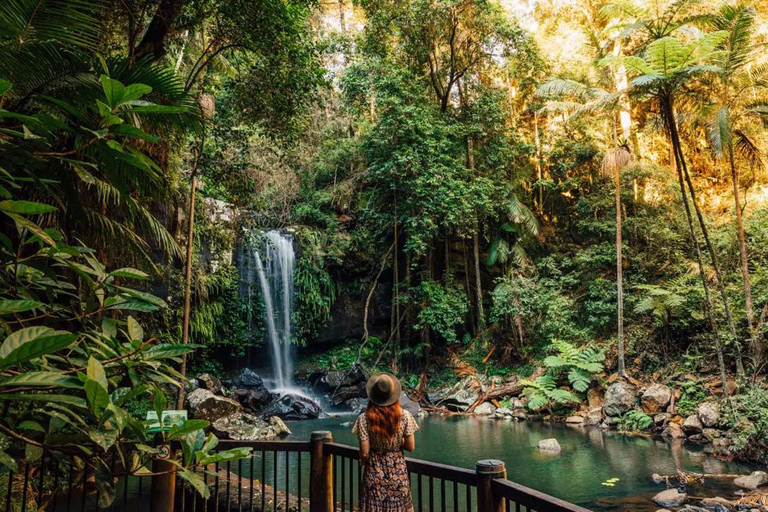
[283,414,756,512]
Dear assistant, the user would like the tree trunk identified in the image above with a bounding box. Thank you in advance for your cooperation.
[729,142,759,366]
[176,173,197,410]
[680,141,744,376]
[463,239,475,334]
[473,230,484,329]
[135,0,185,61]
[664,99,729,395]
[615,159,625,377]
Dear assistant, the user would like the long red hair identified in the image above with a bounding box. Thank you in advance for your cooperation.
[365,401,402,439]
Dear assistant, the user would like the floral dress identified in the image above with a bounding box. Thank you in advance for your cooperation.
[353,410,419,512]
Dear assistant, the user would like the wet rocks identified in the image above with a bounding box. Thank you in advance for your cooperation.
[233,368,268,390]
[641,384,672,414]
[400,392,421,416]
[699,497,734,512]
[683,414,703,434]
[537,439,561,453]
[211,412,291,441]
[260,393,323,420]
[440,376,483,412]
[233,387,273,411]
[662,422,686,439]
[734,471,768,490]
[652,489,687,507]
[198,373,224,395]
[697,402,720,428]
[331,365,368,406]
[565,416,585,425]
[474,402,497,416]
[604,382,637,417]
[186,388,242,423]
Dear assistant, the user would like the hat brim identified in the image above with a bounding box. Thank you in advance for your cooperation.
[365,373,402,407]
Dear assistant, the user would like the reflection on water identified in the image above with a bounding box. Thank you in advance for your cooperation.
[283,415,755,511]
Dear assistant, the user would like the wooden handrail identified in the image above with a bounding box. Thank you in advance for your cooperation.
[491,480,594,512]
[217,439,311,452]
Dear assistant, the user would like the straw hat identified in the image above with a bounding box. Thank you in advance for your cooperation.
[365,373,402,407]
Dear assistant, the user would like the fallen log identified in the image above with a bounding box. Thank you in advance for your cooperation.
[466,380,523,413]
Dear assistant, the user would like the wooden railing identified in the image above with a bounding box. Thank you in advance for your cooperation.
[14,431,593,512]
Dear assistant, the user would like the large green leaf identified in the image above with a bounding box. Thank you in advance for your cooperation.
[0,327,79,368]
[0,372,82,389]
[85,378,110,414]
[4,212,56,246]
[109,267,149,280]
[0,394,86,407]
[0,200,57,215]
[0,299,42,314]
[87,357,108,389]
[178,469,210,498]
[100,76,125,108]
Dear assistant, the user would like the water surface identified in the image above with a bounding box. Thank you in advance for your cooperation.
[285,414,755,511]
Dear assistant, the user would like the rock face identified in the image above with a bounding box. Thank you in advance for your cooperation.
[198,374,224,395]
[440,377,483,412]
[697,402,720,427]
[537,439,561,453]
[604,382,637,417]
[683,414,703,434]
[186,388,242,423]
[734,471,768,490]
[211,413,291,441]
[260,393,323,420]
[641,384,672,414]
[652,489,687,507]
[474,402,497,416]
[310,370,345,393]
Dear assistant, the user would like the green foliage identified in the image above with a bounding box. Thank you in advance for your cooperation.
[721,387,768,464]
[543,340,606,393]
[414,280,469,344]
[293,228,338,343]
[520,374,579,412]
[617,410,653,431]
[676,380,708,416]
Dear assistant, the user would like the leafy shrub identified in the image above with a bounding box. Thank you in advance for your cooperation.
[414,280,469,344]
[720,387,768,464]
[543,340,605,392]
[521,375,579,412]
[676,380,708,416]
[617,410,653,431]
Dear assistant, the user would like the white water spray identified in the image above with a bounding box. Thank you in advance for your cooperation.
[253,230,296,391]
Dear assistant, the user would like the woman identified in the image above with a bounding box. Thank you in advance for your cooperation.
[353,373,419,512]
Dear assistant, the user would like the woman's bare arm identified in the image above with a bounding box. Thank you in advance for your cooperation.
[359,439,370,466]
[401,434,415,452]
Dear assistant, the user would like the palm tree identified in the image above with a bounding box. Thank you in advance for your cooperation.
[625,32,734,391]
[702,3,766,369]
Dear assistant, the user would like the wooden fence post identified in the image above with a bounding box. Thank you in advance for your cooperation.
[476,459,506,512]
[150,458,176,512]
[310,431,333,512]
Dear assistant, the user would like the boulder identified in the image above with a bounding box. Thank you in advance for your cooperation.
[474,402,497,416]
[585,408,603,426]
[662,422,686,439]
[197,373,224,395]
[651,473,664,484]
[699,497,734,512]
[260,393,323,420]
[679,507,709,512]
[344,398,368,414]
[310,370,345,393]
[604,382,637,417]
[642,384,672,414]
[652,489,687,507]
[697,402,720,428]
[683,414,703,434]
[440,376,483,412]
[565,416,585,425]
[331,365,368,406]
[702,428,720,440]
[654,413,671,429]
[537,439,561,453]
[400,392,421,416]
[233,387,273,411]
[734,471,768,490]
[268,416,291,437]
[233,368,268,391]
[186,388,242,423]
[211,412,290,441]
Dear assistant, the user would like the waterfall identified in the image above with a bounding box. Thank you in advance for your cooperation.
[252,230,296,391]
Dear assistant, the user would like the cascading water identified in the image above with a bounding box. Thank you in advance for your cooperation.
[252,230,296,392]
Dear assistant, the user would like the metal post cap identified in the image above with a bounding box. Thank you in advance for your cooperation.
[476,459,505,474]
[311,430,333,441]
